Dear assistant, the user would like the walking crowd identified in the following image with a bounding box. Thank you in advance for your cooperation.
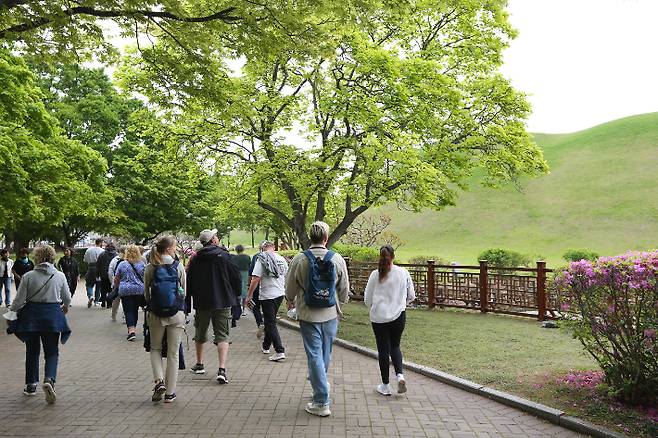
[2,221,415,417]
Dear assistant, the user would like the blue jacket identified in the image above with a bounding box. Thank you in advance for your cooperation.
[13,302,71,344]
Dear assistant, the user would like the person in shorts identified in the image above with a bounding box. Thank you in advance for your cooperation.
[186,229,241,384]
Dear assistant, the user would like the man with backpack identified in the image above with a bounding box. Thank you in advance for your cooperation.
[285,221,350,417]
[186,229,241,384]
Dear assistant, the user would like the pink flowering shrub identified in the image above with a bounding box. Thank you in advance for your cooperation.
[555,251,658,404]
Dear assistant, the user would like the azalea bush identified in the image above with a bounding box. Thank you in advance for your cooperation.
[555,251,658,404]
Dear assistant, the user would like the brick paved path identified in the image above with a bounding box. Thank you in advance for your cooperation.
[0,289,584,437]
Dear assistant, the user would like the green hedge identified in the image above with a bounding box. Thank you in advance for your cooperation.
[331,243,379,262]
[562,248,600,262]
[477,248,531,268]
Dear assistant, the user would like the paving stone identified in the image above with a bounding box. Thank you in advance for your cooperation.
[0,288,586,437]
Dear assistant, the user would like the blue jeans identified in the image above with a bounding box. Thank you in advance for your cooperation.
[299,318,338,406]
[24,332,60,384]
[1,277,11,306]
[121,295,142,328]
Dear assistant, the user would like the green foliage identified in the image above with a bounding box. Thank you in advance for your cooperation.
[119,0,547,248]
[331,243,379,262]
[278,249,301,260]
[563,249,600,262]
[478,248,531,268]
[407,255,448,265]
[556,252,658,405]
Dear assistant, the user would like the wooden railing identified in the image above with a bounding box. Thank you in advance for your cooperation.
[346,259,556,321]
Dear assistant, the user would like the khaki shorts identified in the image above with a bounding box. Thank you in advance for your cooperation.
[194,308,231,344]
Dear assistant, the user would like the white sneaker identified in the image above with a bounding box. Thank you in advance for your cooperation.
[241,312,247,317]
[268,352,285,362]
[376,383,392,396]
[261,347,270,354]
[305,402,331,417]
[397,374,407,394]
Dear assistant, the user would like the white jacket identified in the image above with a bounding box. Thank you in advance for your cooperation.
[0,258,14,279]
[364,265,415,323]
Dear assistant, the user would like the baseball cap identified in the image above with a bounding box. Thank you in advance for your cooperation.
[199,229,218,244]
[259,240,275,250]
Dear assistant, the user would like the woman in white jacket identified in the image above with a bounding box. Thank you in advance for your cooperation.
[364,245,415,396]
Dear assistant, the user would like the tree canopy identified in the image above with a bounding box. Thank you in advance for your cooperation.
[121,0,548,248]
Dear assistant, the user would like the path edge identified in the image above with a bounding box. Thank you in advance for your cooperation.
[277,317,627,438]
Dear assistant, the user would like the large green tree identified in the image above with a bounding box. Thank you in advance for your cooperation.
[123,0,549,248]
[0,50,109,249]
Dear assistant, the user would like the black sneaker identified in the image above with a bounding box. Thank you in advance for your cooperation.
[42,378,56,404]
[127,333,136,342]
[152,381,166,402]
[164,393,176,403]
[216,368,228,384]
[23,384,37,396]
[87,298,93,308]
[190,363,205,374]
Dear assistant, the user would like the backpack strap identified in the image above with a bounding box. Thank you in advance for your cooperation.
[303,250,316,264]
[323,251,335,263]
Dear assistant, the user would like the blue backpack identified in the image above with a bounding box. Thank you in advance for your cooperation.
[303,250,337,308]
[150,261,183,317]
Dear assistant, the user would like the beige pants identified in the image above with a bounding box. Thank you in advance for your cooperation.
[149,319,184,395]
[111,297,121,320]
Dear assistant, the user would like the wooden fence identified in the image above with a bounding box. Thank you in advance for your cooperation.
[346,260,558,321]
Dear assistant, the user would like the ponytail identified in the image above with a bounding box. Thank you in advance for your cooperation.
[378,244,395,281]
[152,236,176,265]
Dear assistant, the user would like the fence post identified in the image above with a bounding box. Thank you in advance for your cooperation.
[427,260,436,309]
[479,260,488,313]
[537,260,547,321]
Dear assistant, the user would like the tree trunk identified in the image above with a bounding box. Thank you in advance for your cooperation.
[251,226,255,248]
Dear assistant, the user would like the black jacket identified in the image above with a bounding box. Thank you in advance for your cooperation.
[96,248,117,281]
[186,244,241,311]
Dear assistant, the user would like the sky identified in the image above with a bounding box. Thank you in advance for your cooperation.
[500,0,658,133]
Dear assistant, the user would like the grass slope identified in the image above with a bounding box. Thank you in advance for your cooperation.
[384,112,658,266]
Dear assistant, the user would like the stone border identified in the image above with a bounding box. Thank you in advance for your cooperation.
[277,317,627,438]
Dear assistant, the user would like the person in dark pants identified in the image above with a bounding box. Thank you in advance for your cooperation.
[113,245,145,341]
[248,250,264,338]
[96,242,117,307]
[12,248,35,290]
[83,238,104,307]
[10,245,71,404]
[363,245,416,396]
[57,248,79,298]
[246,241,288,362]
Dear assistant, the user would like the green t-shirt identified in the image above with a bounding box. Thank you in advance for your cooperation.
[235,254,251,272]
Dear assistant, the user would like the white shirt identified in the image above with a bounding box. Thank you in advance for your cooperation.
[252,253,288,300]
[0,258,14,279]
[364,265,416,323]
[83,246,104,264]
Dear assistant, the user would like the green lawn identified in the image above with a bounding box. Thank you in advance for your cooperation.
[337,302,594,391]
[333,302,657,437]
[378,112,658,266]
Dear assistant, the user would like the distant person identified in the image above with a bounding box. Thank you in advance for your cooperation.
[83,238,104,308]
[9,245,71,404]
[186,229,241,383]
[248,245,265,339]
[364,245,415,396]
[144,236,186,403]
[57,248,79,298]
[1,249,14,307]
[285,221,350,417]
[113,245,145,341]
[233,245,251,316]
[107,246,125,322]
[12,248,34,290]
[246,241,288,362]
[96,242,117,308]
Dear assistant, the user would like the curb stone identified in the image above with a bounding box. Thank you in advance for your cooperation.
[277,317,628,438]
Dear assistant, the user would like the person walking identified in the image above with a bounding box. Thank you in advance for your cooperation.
[96,242,117,308]
[186,229,241,383]
[246,241,288,362]
[113,245,145,341]
[364,245,415,396]
[233,245,251,315]
[12,248,34,290]
[1,249,14,307]
[285,222,350,417]
[107,246,125,322]
[248,247,265,339]
[83,238,104,308]
[144,236,186,403]
[57,248,79,298]
[8,245,71,404]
